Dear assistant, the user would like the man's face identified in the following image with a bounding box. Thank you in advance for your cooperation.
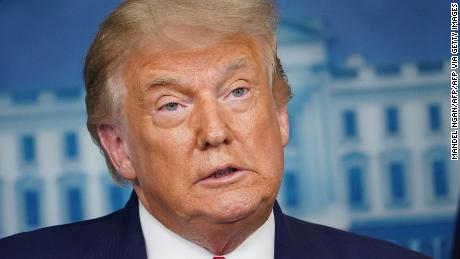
[103,31,289,227]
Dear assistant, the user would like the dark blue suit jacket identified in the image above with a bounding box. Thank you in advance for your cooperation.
[0,192,429,259]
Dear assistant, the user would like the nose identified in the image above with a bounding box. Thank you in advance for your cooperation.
[195,99,233,150]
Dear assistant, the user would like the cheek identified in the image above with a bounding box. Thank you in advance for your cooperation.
[130,119,195,191]
[133,136,195,212]
[240,99,283,150]
[232,99,284,177]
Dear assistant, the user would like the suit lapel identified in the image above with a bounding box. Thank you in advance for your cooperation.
[84,192,148,259]
[273,201,299,259]
[116,192,148,259]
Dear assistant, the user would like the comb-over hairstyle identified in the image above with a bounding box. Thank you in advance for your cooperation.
[84,0,292,184]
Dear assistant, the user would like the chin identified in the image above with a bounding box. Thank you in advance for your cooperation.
[203,193,266,223]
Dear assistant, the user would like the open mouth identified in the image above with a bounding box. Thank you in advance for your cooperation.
[198,164,247,186]
[209,167,239,179]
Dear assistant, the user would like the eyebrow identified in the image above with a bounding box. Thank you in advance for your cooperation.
[142,56,257,92]
[142,75,180,92]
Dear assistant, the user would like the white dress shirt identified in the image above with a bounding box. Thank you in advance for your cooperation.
[139,200,275,259]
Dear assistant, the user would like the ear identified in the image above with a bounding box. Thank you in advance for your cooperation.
[97,124,137,181]
[277,105,289,147]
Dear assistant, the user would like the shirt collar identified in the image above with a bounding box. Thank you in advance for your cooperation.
[139,199,275,259]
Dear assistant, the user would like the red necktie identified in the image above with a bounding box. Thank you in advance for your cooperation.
[213,257,226,259]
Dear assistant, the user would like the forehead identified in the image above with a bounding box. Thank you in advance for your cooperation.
[122,32,264,88]
[132,43,258,71]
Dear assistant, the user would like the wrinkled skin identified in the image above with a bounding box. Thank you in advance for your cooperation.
[97,27,289,255]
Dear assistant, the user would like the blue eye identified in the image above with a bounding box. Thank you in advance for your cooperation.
[162,102,179,111]
[231,88,246,97]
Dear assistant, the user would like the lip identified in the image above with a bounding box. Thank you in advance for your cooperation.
[198,163,248,187]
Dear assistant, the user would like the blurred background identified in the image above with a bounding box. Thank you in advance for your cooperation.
[0,1,458,258]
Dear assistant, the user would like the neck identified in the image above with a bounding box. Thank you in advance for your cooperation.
[188,208,272,255]
[136,190,273,255]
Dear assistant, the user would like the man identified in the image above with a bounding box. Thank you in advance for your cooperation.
[0,1,428,258]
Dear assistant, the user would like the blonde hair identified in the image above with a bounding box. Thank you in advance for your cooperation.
[84,0,292,184]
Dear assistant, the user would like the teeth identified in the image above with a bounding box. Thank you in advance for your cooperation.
[212,168,236,178]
